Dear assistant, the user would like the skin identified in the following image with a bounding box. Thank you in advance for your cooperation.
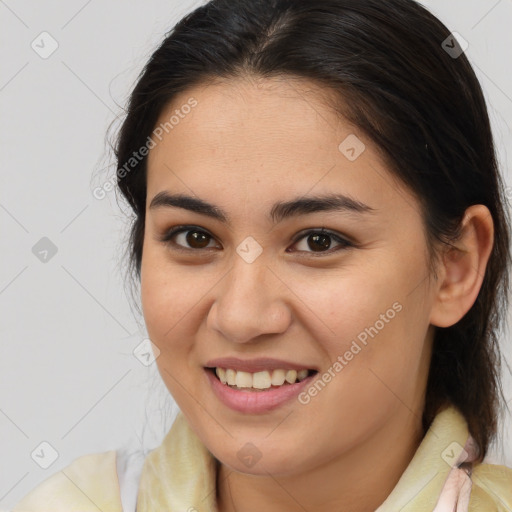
[140,75,494,512]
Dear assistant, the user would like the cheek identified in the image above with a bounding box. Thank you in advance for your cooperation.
[140,249,207,408]
[288,261,404,347]
[289,254,429,384]
[140,246,205,342]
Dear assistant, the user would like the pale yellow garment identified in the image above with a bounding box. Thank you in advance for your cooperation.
[13,405,512,511]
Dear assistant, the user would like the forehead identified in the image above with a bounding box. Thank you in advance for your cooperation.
[145,76,418,219]
[152,76,342,149]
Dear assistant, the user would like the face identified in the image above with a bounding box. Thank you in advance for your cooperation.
[141,76,437,476]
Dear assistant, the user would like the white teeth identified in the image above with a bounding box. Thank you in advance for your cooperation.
[235,371,253,388]
[226,369,236,386]
[213,367,311,389]
[253,371,271,389]
[216,367,227,384]
[285,370,297,384]
[271,369,286,386]
[297,369,308,381]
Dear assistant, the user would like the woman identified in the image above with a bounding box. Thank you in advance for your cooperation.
[14,0,512,510]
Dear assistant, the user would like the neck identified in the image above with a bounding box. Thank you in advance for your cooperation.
[216,407,425,512]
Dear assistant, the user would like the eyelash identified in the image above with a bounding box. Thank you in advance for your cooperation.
[158,225,354,256]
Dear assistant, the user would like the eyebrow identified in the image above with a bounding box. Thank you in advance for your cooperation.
[149,191,376,224]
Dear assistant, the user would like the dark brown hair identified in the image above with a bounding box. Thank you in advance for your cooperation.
[113,0,511,461]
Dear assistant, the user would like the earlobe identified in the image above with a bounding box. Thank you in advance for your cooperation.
[429,204,494,328]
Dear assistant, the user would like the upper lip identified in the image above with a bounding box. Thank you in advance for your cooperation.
[204,357,317,373]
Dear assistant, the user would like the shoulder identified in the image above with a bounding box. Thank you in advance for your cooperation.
[12,450,123,512]
[469,462,512,511]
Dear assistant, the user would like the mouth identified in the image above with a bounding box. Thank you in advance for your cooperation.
[204,362,319,414]
[205,367,318,392]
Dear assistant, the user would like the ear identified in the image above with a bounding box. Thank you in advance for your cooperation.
[429,204,494,328]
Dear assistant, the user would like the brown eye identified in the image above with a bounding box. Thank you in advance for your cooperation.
[291,229,352,254]
[160,226,219,251]
[185,230,211,249]
[307,233,332,251]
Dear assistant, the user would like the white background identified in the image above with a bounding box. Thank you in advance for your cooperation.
[1,0,511,508]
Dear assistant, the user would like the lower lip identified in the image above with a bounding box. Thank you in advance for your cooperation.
[205,369,316,414]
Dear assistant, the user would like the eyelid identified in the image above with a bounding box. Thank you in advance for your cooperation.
[158,225,354,254]
[158,224,221,252]
[289,228,354,254]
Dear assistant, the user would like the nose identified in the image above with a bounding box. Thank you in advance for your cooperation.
[207,256,292,344]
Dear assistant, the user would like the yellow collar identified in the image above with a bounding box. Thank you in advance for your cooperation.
[136,406,470,511]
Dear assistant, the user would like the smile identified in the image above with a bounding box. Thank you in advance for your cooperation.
[212,367,313,390]
[204,365,318,413]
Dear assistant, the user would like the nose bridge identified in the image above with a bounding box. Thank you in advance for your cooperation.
[208,250,291,343]
[228,258,266,306]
